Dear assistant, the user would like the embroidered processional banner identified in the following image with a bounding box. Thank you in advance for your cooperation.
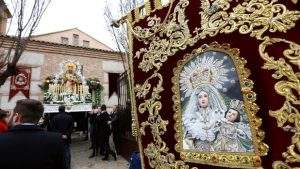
[125,0,300,168]
[9,67,31,100]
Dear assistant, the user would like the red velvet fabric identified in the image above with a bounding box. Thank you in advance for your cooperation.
[0,120,8,133]
[131,1,300,168]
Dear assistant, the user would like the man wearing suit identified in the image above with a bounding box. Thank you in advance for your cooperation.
[89,105,100,158]
[0,99,64,169]
[52,105,74,169]
[97,104,116,160]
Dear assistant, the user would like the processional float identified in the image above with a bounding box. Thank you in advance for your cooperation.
[42,60,92,113]
[123,0,300,168]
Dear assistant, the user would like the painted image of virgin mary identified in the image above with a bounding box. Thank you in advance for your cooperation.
[183,83,227,151]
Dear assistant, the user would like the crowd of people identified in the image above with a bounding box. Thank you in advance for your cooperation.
[0,99,129,169]
[88,104,117,160]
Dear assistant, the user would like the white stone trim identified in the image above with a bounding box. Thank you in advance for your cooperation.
[102,60,124,73]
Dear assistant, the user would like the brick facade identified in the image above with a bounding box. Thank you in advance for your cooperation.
[41,53,105,82]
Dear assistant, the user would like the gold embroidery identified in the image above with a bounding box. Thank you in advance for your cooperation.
[133,71,189,168]
[126,13,146,168]
[129,0,175,40]
[283,42,300,69]
[198,0,300,40]
[134,0,191,72]
[291,0,298,4]
[134,0,300,73]
[259,38,300,167]
[273,161,294,169]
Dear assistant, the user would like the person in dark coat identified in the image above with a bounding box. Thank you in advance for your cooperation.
[98,104,116,160]
[52,105,74,169]
[89,105,100,158]
[110,105,121,155]
[0,99,64,169]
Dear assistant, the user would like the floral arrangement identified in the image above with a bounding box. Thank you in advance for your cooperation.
[39,75,55,92]
[86,78,103,105]
[40,76,102,105]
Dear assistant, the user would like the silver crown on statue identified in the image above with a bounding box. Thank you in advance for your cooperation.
[229,99,244,111]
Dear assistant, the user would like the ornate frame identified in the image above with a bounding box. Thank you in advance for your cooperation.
[172,42,267,168]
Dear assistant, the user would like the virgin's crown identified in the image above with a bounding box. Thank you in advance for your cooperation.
[65,63,77,71]
[190,68,214,88]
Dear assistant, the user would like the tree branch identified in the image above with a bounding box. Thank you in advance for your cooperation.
[0,0,51,86]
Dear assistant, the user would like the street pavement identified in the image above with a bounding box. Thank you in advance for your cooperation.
[71,140,129,169]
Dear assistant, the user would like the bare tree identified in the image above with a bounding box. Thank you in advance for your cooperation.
[0,0,51,86]
[104,0,144,69]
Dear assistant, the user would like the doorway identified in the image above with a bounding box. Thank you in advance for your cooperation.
[108,73,120,98]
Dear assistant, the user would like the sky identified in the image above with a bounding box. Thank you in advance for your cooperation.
[5,0,119,50]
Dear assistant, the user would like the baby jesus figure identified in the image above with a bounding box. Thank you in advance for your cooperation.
[212,108,254,152]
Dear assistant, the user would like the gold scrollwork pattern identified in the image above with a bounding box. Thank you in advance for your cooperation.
[134,0,191,72]
[172,42,268,168]
[259,38,300,167]
[196,0,300,41]
[134,0,300,73]
[134,72,190,168]
[127,0,300,168]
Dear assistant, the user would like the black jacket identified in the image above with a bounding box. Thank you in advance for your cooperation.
[0,125,64,169]
[89,113,97,125]
[97,111,111,138]
[110,111,120,133]
[52,112,74,144]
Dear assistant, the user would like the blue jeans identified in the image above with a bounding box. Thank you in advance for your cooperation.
[63,144,71,169]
